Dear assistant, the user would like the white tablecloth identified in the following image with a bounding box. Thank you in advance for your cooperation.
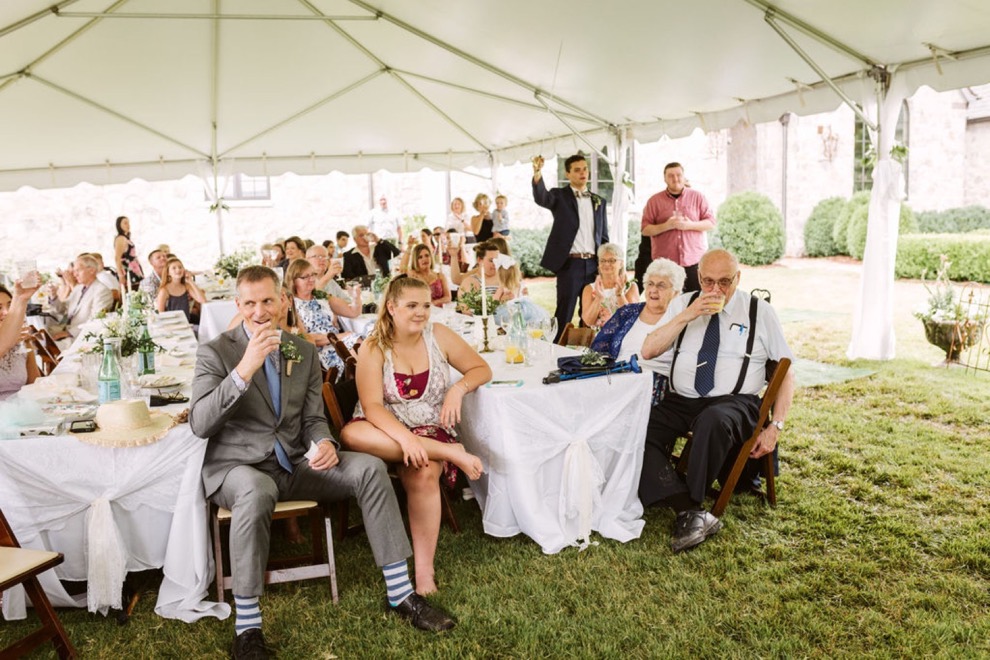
[1,311,229,622]
[456,349,652,554]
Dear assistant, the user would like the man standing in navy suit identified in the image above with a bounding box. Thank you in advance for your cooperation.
[532,154,610,341]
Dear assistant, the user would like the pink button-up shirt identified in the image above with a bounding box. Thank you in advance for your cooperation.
[641,188,715,267]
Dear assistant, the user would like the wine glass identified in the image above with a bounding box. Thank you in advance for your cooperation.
[542,317,558,359]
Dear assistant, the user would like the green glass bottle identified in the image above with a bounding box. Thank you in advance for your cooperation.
[138,324,156,375]
[98,339,122,403]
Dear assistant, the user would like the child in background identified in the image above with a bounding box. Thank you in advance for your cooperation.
[492,194,511,239]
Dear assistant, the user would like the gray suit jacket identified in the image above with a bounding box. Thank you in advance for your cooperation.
[189,326,332,497]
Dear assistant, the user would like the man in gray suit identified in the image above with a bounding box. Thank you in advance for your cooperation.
[190,266,454,660]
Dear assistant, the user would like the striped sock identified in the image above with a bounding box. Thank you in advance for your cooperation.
[383,560,414,607]
[233,594,262,635]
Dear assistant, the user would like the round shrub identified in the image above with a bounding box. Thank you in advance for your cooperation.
[803,196,846,257]
[832,191,870,255]
[846,202,917,260]
[507,227,553,277]
[714,192,785,266]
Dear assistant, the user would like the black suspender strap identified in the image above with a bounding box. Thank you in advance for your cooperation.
[667,291,700,394]
[731,295,760,395]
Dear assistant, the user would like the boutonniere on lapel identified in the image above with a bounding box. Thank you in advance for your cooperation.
[280,340,302,376]
[591,194,602,212]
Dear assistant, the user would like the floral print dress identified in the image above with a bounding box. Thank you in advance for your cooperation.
[294,296,358,375]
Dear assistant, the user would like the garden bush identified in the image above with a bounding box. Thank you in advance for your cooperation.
[509,227,553,277]
[895,231,990,282]
[831,191,870,255]
[915,205,990,233]
[712,192,784,265]
[846,202,917,260]
[803,196,846,257]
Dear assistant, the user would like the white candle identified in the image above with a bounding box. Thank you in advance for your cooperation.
[480,267,488,317]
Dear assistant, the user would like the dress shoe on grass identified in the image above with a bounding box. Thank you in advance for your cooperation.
[389,593,456,632]
[671,510,722,553]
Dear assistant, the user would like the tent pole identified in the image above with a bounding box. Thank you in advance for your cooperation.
[0,0,81,38]
[211,0,224,256]
[535,95,611,164]
[742,0,876,66]
[761,15,878,132]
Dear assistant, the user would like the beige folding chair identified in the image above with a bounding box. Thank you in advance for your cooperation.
[556,322,595,348]
[0,508,77,659]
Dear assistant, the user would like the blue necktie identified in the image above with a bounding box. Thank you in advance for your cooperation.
[263,352,292,472]
[694,315,720,396]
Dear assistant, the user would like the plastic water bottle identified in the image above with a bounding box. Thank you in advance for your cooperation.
[98,339,122,403]
[138,324,156,375]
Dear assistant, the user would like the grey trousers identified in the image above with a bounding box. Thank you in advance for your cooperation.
[212,451,411,597]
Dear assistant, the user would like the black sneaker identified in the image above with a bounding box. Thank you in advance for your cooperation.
[671,510,723,553]
[389,593,456,632]
[231,628,274,659]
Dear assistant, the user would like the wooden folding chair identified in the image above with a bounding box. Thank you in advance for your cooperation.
[28,325,62,363]
[557,322,595,348]
[675,357,791,518]
[0,508,77,659]
[211,501,338,604]
[22,331,59,376]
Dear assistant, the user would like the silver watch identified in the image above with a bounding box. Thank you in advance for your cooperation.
[771,420,784,431]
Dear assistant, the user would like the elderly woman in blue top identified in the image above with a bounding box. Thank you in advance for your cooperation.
[591,258,685,405]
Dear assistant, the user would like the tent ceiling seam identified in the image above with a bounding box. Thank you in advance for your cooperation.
[218,69,386,158]
[389,71,492,152]
[344,0,614,128]
[27,73,208,158]
[0,0,80,39]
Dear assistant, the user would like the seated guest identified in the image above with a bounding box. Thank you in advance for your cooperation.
[156,257,207,320]
[591,258,685,405]
[49,254,114,342]
[342,224,400,284]
[282,236,307,268]
[139,248,169,299]
[190,266,455,658]
[306,244,359,309]
[90,253,121,292]
[455,241,499,300]
[581,243,640,328]
[286,259,362,378]
[639,249,794,553]
[0,283,41,400]
[333,231,350,258]
[227,284,299,335]
[406,244,451,307]
[341,276,489,595]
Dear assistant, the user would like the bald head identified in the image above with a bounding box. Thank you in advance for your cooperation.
[699,249,738,273]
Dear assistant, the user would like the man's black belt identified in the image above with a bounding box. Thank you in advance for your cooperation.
[569,252,595,259]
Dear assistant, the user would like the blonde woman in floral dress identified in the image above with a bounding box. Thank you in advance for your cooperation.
[342,276,490,595]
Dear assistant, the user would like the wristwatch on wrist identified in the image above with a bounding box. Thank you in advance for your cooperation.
[770,420,784,431]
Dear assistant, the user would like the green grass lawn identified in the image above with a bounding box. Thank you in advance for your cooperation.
[4,259,989,658]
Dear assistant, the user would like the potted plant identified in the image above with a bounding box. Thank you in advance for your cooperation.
[914,256,986,363]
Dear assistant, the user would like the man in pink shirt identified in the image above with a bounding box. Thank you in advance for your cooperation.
[641,162,716,292]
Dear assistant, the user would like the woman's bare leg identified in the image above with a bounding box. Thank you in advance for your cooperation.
[398,461,443,595]
[342,422,483,480]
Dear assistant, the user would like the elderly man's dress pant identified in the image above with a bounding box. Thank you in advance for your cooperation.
[639,392,761,507]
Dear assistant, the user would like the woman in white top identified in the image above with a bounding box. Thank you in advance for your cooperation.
[446,197,474,244]
[590,258,685,404]
[581,242,640,329]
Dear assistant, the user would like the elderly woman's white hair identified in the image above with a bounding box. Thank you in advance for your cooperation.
[644,258,686,292]
[596,242,623,260]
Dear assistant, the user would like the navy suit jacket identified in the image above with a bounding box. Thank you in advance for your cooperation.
[533,178,609,273]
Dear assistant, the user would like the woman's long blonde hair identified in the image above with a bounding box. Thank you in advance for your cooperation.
[366,276,430,353]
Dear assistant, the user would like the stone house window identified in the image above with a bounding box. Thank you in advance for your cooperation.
[853,102,909,194]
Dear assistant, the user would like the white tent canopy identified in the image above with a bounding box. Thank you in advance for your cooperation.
[3,0,990,359]
[3,0,990,189]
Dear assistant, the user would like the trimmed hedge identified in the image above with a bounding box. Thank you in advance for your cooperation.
[508,227,553,277]
[895,231,990,282]
[804,196,846,257]
[846,202,917,260]
[915,205,990,233]
[832,191,870,255]
[713,192,784,266]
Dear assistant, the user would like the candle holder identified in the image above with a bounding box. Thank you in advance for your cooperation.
[479,315,494,353]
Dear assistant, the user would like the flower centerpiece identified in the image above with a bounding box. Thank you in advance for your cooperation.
[83,313,162,358]
[914,256,986,362]
[457,287,500,317]
[214,247,258,280]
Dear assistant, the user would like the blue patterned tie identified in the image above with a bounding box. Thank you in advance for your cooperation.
[694,315,720,396]
[263,352,293,472]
